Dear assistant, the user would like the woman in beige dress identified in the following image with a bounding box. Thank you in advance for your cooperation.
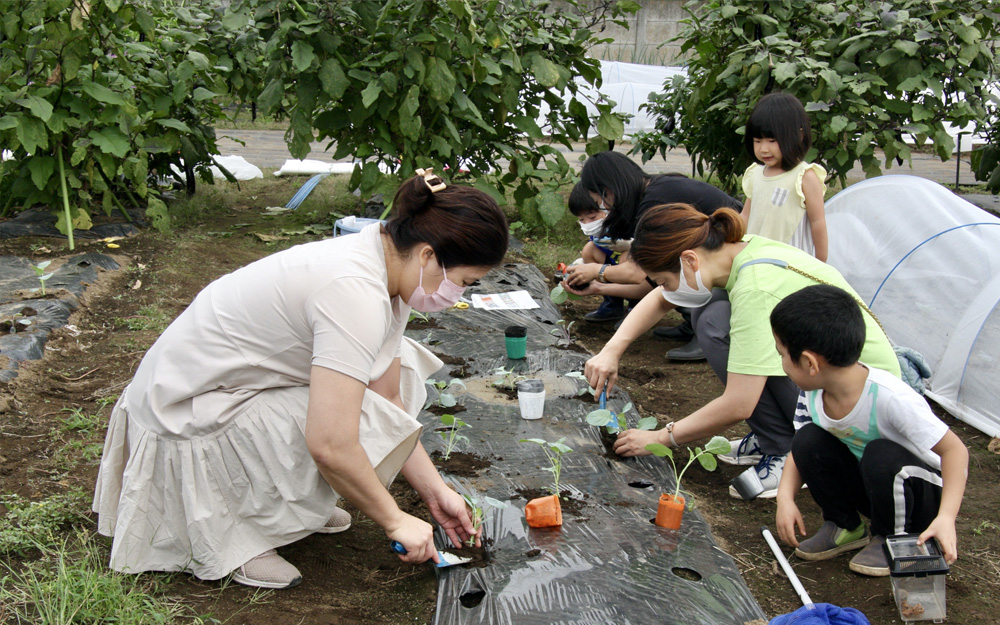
[93,170,508,588]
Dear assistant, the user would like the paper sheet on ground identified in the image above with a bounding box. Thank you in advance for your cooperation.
[470,290,539,310]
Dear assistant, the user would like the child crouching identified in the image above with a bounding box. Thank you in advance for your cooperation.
[769,285,968,576]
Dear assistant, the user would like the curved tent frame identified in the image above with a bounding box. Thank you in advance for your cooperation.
[825,175,1000,436]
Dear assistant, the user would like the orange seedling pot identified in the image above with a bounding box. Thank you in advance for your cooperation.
[654,493,685,529]
[525,495,562,528]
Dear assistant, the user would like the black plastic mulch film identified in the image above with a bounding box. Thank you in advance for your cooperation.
[407,263,766,625]
[0,253,121,382]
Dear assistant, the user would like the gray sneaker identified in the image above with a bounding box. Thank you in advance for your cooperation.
[232,549,302,589]
[795,521,869,561]
[717,432,765,466]
[728,454,785,499]
[315,506,352,534]
[849,535,890,576]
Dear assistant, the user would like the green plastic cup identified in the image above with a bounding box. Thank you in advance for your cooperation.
[504,325,527,359]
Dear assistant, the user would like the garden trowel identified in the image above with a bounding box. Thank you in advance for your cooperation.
[389,540,472,568]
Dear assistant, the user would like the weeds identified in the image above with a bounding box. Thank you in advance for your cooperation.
[0,490,90,556]
[0,530,198,624]
[60,407,103,434]
[119,305,170,333]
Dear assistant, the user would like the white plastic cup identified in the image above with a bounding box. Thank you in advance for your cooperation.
[516,379,545,420]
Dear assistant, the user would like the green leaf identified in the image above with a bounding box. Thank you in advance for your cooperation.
[426,57,456,103]
[536,187,564,226]
[696,453,718,471]
[829,115,848,134]
[705,436,732,455]
[146,197,171,233]
[585,409,613,427]
[82,82,127,106]
[361,81,382,109]
[596,113,624,141]
[258,78,285,114]
[319,59,349,99]
[892,41,919,56]
[192,87,218,101]
[291,41,317,72]
[28,156,55,190]
[15,116,49,154]
[16,95,53,122]
[646,443,673,458]
[636,417,658,430]
[549,284,568,305]
[529,55,561,88]
[187,50,210,70]
[89,127,130,158]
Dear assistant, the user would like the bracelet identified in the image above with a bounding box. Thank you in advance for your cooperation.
[665,421,679,448]
[598,264,609,283]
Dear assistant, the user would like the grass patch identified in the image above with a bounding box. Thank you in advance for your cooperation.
[0,490,90,557]
[119,305,171,333]
[0,531,206,625]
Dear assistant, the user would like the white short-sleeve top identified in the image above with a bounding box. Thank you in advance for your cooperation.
[125,223,408,438]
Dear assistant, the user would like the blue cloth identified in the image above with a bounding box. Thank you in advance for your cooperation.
[769,603,870,625]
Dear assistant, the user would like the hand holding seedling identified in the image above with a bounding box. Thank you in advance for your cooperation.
[462,494,508,547]
[585,401,657,434]
[424,486,479,550]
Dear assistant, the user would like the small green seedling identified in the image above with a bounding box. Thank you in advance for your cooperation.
[425,378,466,409]
[519,437,573,497]
[565,371,595,397]
[646,435,731,502]
[408,309,430,323]
[586,402,657,434]
[437,414,470,460]
[549,282,584,305]
[462,494,509,546]
[492,366,526,391]
[33,260,54,296]
[549,320,576,347]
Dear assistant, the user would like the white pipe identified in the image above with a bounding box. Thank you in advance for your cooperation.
[761,526,813,607]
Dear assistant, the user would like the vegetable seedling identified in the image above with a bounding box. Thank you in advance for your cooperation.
[519,437,573,497]
[565,371,595,397]
[425,377,466,409]
[408,309,430,323]
[492,366,526,391]
[437,413,470,460]
[33,260,54,296]
[586,402,657,434]
[549,320,576,346]
[462,494,509,546]
[646,435,731,502]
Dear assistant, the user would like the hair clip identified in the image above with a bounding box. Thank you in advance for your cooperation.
[415,168,446,193]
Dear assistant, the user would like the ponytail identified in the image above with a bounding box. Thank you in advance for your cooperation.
[630,204,744,273]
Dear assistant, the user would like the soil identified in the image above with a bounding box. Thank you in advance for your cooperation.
[428,450,492,478]
[1,205,998,624]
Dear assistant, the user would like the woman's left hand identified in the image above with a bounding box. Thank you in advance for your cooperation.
[425,486,479,548]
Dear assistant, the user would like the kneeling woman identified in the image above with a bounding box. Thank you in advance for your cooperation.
[584,204,900,499]
[93,170,508,588]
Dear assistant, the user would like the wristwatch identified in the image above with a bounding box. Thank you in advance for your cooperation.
[597,264,609,283]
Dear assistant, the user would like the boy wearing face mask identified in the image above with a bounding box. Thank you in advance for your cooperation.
[567,183,632,322]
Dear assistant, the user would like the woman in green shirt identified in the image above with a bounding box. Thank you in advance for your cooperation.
[584,203,899,499]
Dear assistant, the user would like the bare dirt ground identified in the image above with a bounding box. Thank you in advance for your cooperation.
[1,200,998,624]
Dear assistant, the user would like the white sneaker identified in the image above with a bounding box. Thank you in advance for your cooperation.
[728,454,786,499]
[717,432,765,466]
[315,507,352,534]
[232,549,302,589]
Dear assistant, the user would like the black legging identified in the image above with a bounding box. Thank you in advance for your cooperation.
[792,424,943,536]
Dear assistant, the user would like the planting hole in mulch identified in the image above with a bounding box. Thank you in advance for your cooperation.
[429,450,492,477]
[672,567,702,582]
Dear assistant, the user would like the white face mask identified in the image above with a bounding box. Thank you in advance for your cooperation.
[661,258,714,308]
[580,217,605,237]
